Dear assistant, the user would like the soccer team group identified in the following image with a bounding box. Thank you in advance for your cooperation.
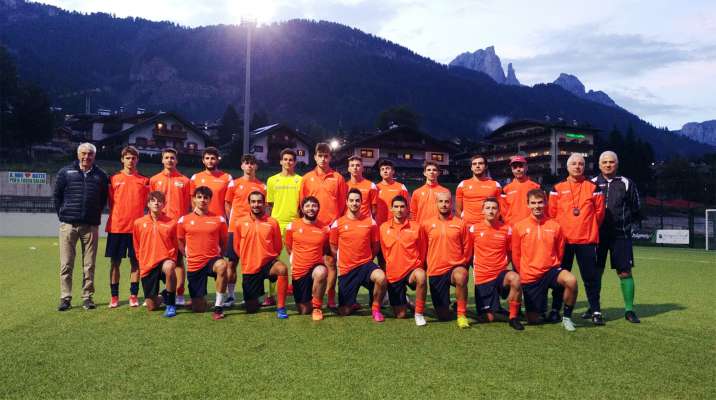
[55,141,642,331]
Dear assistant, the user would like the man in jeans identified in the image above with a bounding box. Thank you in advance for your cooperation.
[54,142,109,311]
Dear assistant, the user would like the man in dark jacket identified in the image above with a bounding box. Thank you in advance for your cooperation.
[592,151,641,323]
[54,143,109,311]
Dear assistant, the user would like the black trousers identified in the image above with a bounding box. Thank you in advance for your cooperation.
[551,243,604,313]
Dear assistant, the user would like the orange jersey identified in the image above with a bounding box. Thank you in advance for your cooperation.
[511,216,565,284]
[421,215,471,276]
[149,170,191,220]
[232,214,282,274]
[285,218,329,280]
[300,168,347,226]
[132,214,177,277]
[176,212,227,272]
[410,182,451,223]
[190,170,232,217]
[456,177,502,225]
[376,180,409,226]
[379,219,424,283]
[106,172,149,233]
[548,179,605,244]
[225,176,266,232]
[469,221,511,284]
[347,178,378,219]
[501,178,541,226]
[329,215,379,276]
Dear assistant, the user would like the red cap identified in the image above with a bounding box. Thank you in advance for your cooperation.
[509,155,527,164]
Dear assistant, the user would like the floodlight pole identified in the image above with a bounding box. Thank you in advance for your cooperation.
[242,19,255,155]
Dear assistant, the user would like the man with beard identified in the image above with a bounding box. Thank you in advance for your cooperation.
[410,161,451,223]
[501,156,541,227]
[190,147,232,218]
[456,154,502,226]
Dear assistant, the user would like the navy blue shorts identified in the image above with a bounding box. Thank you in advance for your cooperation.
[429,267,463,309]
[387,270,418,307]
[560,243,597,272]
[474,270,509,314]
[225,232,239,262]
[141,262,167,298]
[105,233,137,261]
[187,257,221,299]
[292,265,324,304]
[598,236,634,272]
[523,267,562,314]
[338,262,379,307]
[242,258,278,302]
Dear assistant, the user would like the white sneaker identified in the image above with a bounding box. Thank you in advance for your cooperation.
[562,316,576,332]
[414,313,427,326]
[142,299,147,307]
[176,295,185,306]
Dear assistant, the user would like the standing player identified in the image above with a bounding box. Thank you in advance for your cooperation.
[266,148,303,300]
[177,187,229,320]
[421,192,472,328]
[329,189,387,321]
[512,189,579,331]
[224,154,266,306]
[469,197,523,330]
[105,146,149,308]
[501,155,541,226]
[456,155,502,226]
[410,161,451,223]
[300,142,348,308]
[347,156,378,218]
[190,147,232,218]
[548,153,606,325]
[132,191,178,317]
[150,148,191,306]
[379,195,427,326]
[233,191,290,319]
[375,159,410,226]
[593,151,641,323]
[285,196,329,320]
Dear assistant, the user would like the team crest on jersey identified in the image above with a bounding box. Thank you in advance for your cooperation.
[480,232,485,237]
[201,179,205,183]
[143,223,147,228]
[469,185,473,189]
[190,220,195,225]
[298,228,303,234]
[344,225,349,230]
[525,228,531,234]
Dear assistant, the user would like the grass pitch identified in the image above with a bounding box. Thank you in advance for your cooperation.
[0,238,714,399]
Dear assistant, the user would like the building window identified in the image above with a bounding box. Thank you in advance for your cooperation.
[252,145,264,153]
[431,153,444,162]
[360,148,374,158]
[402,153,413,160]
[297,149,305,157]
[187,142,197,150]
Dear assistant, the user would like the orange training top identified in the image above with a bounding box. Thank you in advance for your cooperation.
[376,180,409,226]
[421,215,471,277]
[190,170,232,217]
[285,218,329,280]
[300,167,347,226]
[225,176,266,232]
[132,213,177,277]
[501,178,541,226]
[233,214,282,275]
[379,219,424,283]
[176,212,227,272]
[511,216,565,284]
[149,170,191,220]
[548,178,605,244]
[329,215,379,276]
[106,171,149,233]
[410,182,451,223]
[469,220,511,284]
[456,177,502,225]
[347,178,378,219]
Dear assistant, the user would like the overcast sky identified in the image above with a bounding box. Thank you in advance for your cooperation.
[43,0,716,130]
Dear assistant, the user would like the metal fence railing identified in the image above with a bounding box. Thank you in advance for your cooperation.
[0,196,56,213]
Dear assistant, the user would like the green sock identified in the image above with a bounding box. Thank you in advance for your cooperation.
[620,276,635,312]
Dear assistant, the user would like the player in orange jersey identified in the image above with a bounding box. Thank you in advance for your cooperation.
[132,191,178,317]
[330,188,387,321]
[177,186,229,320]
[285,196,330,320]
[190,147,232,218]
[469,197,523,330]
[456,154,502,226]
[105,146,149,308]
[233,191,290,318]
[421,192,472,328]
[300,142,348,308]
[501,155,541,226]
[149,148,191,306]
[347,156,378,219]
[379,195,427,326]
[548,153,606,326]
[224,154,266,307]
[375,159,410,268]
[410,160,451,223]
[512,189,578,331]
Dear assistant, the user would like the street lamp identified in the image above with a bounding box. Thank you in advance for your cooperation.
[330,139,340,150]
[242,18,256,156]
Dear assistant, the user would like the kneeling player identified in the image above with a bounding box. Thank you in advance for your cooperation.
[512,189,578,331]
[469,197,523,330]
[330,189,387,321]
[380,195,427,326]
[421,192,472,328]
[132,191,178,317]
[177,186,229,320]
[285,196,329,320]
[234,191,289,318]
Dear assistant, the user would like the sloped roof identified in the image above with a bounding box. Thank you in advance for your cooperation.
[97,112,207,143]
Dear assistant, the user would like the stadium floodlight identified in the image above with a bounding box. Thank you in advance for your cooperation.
[706,209,716,251]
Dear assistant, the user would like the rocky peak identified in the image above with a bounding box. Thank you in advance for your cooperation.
[675,120,716,146]
[553,73,585,96]
[505,63,520,86]
[449,46,506,84]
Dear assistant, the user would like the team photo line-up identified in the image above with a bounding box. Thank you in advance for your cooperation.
[54,140,641,331]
